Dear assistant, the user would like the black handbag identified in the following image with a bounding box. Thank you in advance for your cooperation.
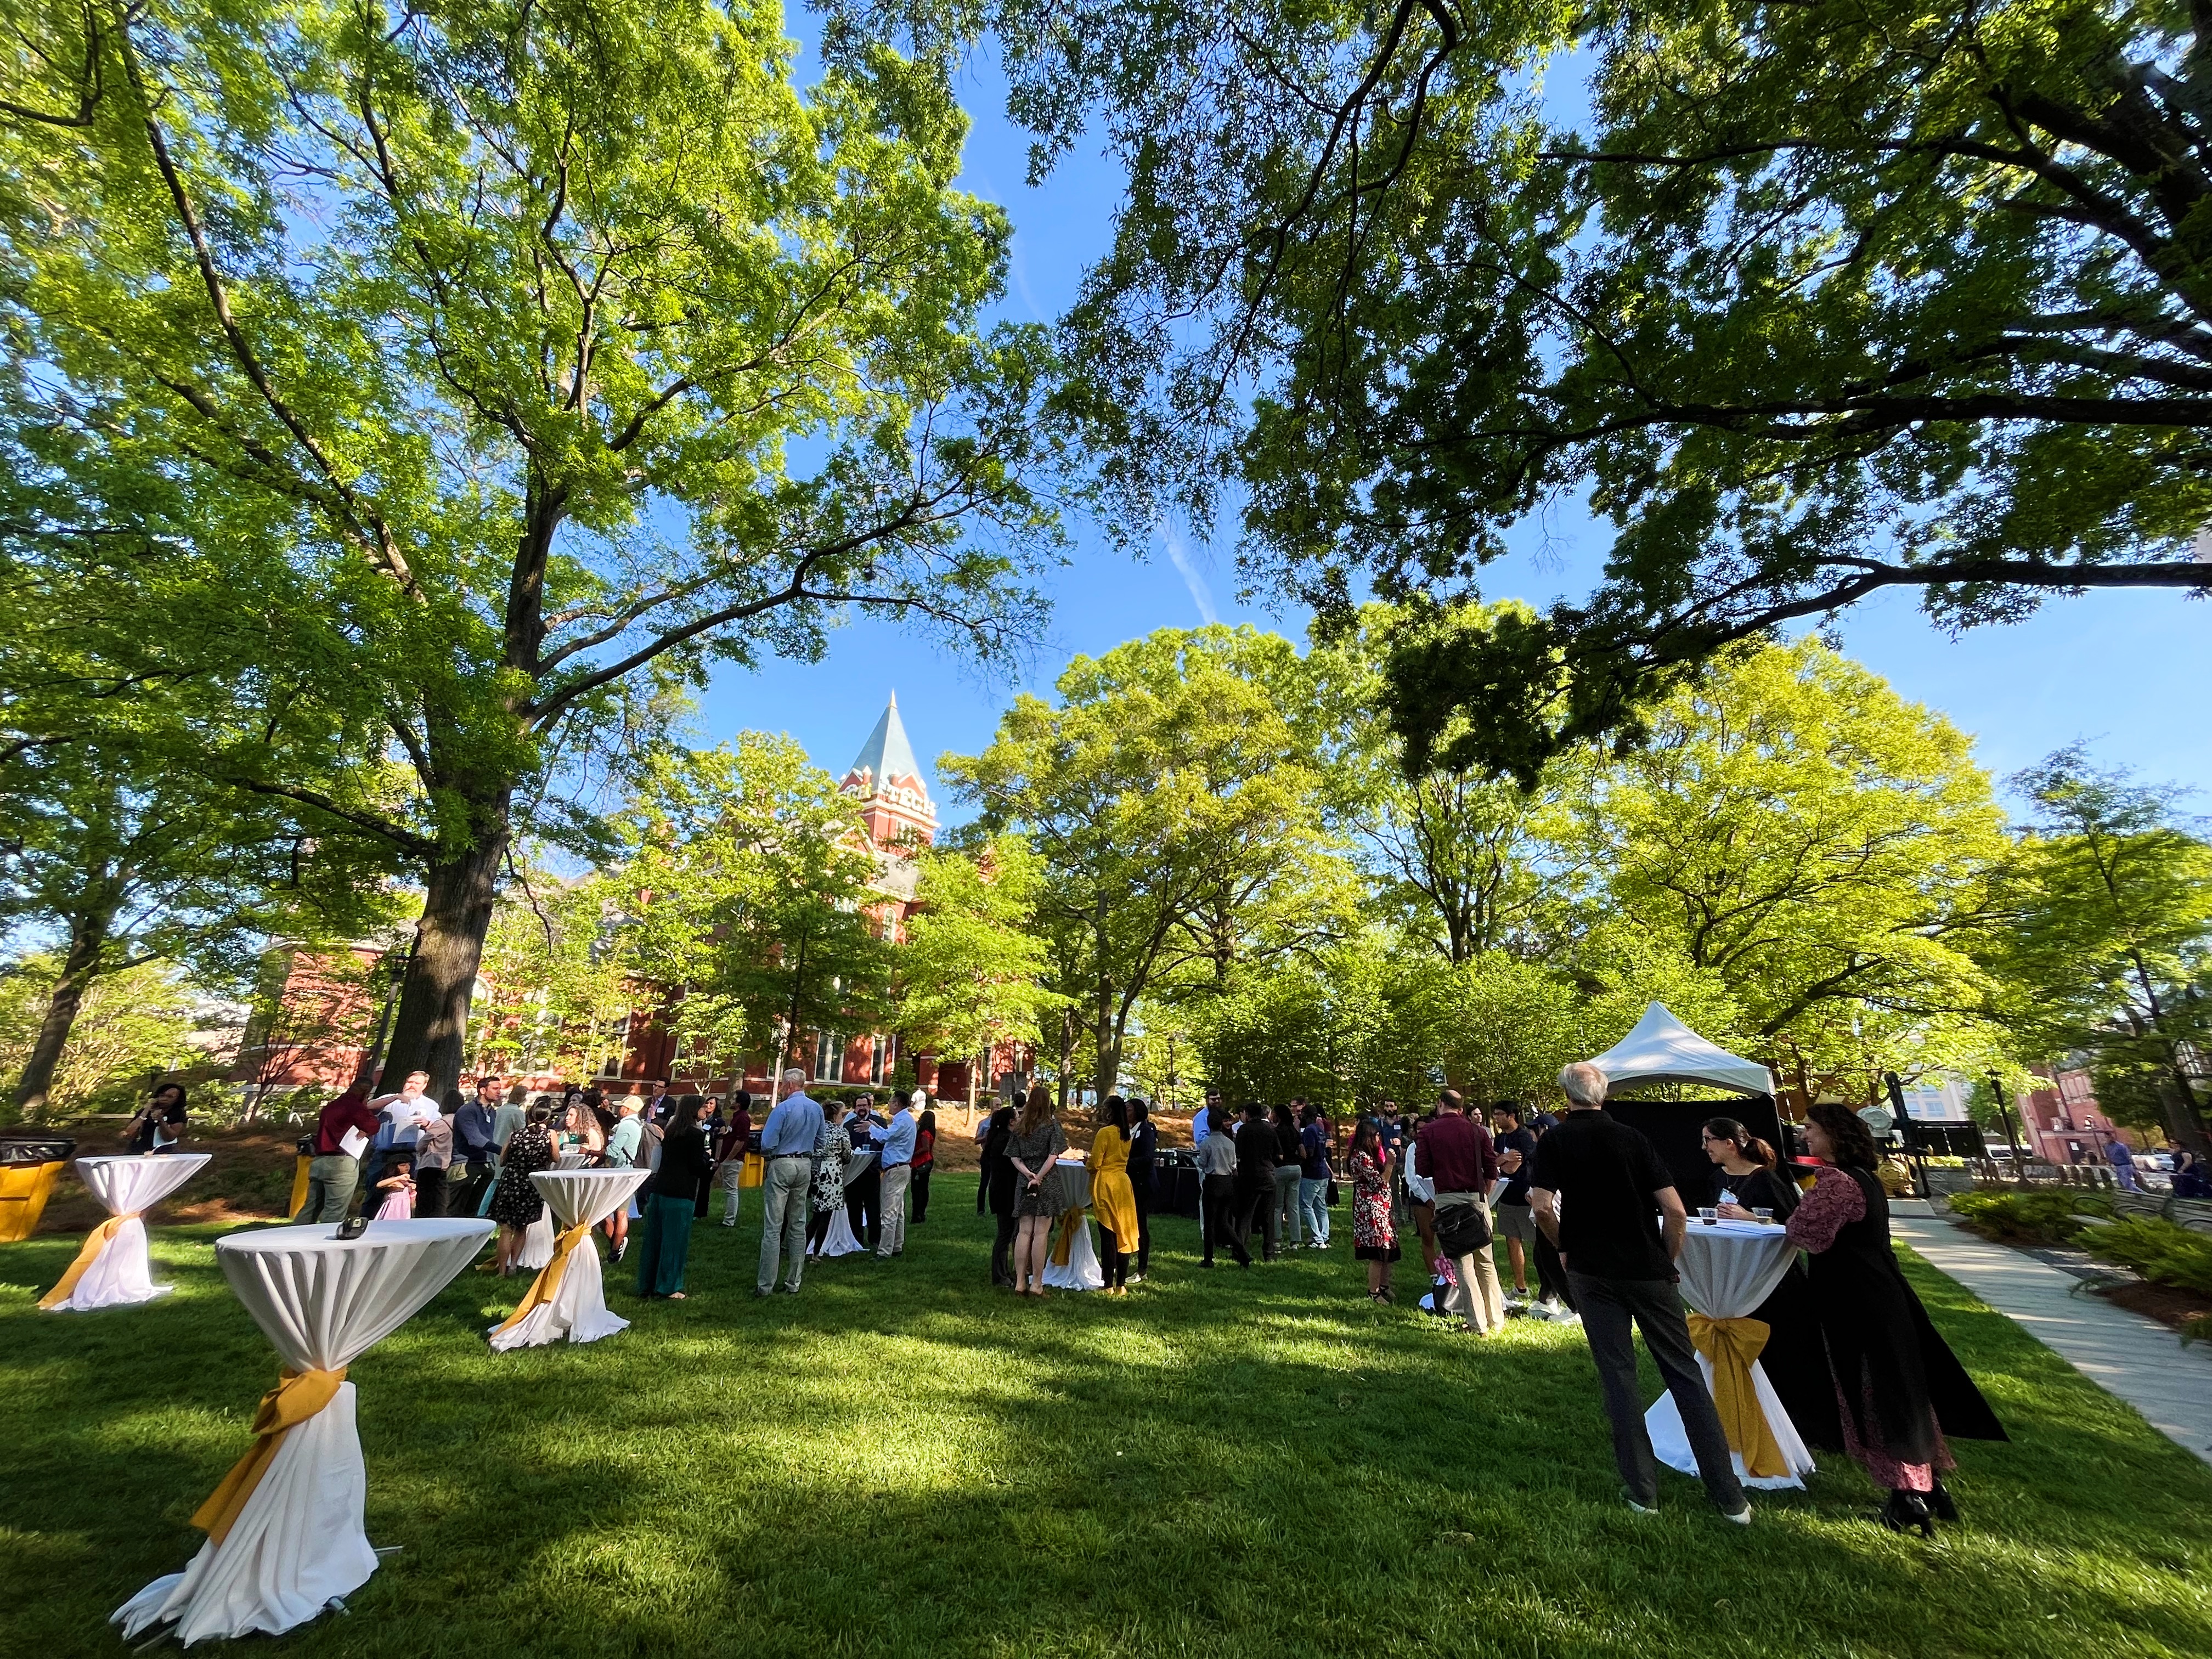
[1325,1178,1341,1207]
[1434,1200,1492,1257]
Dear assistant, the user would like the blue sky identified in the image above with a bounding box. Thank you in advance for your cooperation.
[697,35,2212,825]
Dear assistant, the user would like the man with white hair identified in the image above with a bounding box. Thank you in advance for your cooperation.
[1530,1059,1750,1523]
[756,1068,825,1297]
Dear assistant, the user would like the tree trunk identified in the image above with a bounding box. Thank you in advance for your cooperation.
[380,796,512,1098]
[12,908,112,1121]
[2157,1073,2209,1160]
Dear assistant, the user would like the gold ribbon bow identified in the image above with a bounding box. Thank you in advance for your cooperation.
[190,1366,349,1545]
[492,1217,595,1335]
[37,1212,139,1310]
[1686,1312,1788,1480]
[1048,1205,1086,1267]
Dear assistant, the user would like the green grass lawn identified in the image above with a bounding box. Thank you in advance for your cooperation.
[4,1175,2210,1658]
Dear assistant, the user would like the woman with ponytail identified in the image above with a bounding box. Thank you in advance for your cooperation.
[1702,1118,1799,1221]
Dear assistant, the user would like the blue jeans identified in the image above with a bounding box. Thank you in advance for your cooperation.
[1299,1176,1330,1244]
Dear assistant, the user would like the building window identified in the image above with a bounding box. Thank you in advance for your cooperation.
[815,1030,845,1082]
[870,1034,889,1086]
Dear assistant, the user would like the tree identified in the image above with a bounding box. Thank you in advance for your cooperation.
[0,0,1064,1096]
[614,736,891,1080]
[0,738,385,1119]
[467,868,634,1084]
[944,625,1356,1098]
[895,835,1066,1110]
[1986,746,2212,1154]
[1312,603,1580,962]
[1581,640,2011,1097]
[0,955,206,1120]
[927,0,2212,780]
[235,943,385,1117]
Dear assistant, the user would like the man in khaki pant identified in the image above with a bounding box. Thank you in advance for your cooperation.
[876,1089,918,1256]
[1417,1090,1506,1334]
[755,1070,823,1296]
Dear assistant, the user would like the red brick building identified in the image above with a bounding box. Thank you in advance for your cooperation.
[2017,1063,2133,1165]
[241,696,1032,1108]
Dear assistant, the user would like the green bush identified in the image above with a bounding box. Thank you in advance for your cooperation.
[1948,1189,2111,1245]
[2084,1218,2212,1299]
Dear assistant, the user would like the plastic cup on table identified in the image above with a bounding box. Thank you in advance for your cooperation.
[1753,1207,1774,1224]
[1697,1207,1719,1225]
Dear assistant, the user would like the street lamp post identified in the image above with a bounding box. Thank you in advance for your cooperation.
[1987,1073,2027,1181]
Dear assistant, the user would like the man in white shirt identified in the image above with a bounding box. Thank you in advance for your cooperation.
[375,1070,443,1147]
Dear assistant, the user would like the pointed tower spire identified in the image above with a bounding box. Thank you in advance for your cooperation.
[842,692,935,851]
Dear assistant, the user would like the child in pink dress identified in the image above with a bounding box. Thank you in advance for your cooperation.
[374,1154,416,1220]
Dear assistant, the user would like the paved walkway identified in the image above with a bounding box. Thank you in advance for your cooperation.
[1893,1207,2212,1466]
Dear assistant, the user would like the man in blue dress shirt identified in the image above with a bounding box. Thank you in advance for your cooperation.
[756,1069,825,1297]
[877,1090,918,1257]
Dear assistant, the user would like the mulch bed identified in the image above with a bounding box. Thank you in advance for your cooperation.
[2095,1278,2212,1335]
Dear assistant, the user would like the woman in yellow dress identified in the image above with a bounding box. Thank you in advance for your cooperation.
[1088,1096,1143,1296]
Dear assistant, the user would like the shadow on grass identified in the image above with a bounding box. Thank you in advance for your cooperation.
[3,1184,2210,1657]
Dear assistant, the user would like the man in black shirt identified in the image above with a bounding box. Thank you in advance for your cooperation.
[1489,1102,1541,1300]
[1232,1103,1280,1262]
[1530,1061,1750,1522]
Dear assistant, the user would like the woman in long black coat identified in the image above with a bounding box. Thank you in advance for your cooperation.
[1788,1099,2006,1534]
[983,1103,1018,1287]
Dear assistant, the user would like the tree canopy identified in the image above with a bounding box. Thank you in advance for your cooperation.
[0,0,1065,1093]
[908,0,2212,777]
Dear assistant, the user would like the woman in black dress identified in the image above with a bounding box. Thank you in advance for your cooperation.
[489,1105,557,1276]
[636,1094,713,1300]
[1702,1116,1836,1448]
[983,1102,1018,1287]
[1125,1099,1157,1280]
[1788,1100,2007,1534]
[1703,1118,1799,1220]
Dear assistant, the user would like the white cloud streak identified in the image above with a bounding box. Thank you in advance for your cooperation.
[1163,524,1219,625]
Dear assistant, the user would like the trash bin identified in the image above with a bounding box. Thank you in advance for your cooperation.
[0,1134,75,1243]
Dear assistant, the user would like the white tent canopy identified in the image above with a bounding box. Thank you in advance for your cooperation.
[1586,1002,1774,1097]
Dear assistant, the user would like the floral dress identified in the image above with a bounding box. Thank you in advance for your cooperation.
[1007,1120,1069,1217]
[488,1124,555,1228]
[1351,1149,1399,1261]
[811,1121,853,1215]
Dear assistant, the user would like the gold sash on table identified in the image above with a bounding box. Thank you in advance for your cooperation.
[1048,1205,1086,1266]
[490,1217,595,1335]
[1686,1311,1788,1479]
[190,1365,349,1545]
[37,1212,138,1309]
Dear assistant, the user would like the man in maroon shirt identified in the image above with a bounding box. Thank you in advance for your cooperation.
[293,1086,383,1224]
[1416,1090,1506,1334]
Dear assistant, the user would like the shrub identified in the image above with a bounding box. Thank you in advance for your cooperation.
[2084,1218,2212,1299]
[1948,1189,2111,1245]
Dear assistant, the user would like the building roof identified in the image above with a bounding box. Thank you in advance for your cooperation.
[846,691,928,800]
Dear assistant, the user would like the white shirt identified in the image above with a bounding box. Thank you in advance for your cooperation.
[379,1091,442,1145]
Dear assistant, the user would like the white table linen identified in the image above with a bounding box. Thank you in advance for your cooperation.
[816,1206,865,1256]
[487,1168,651,1350]
[1645,1218,1818,1489]
[1043,1158,1103,1291]
[114,1218,491,1645]
[46,1154,211,1311]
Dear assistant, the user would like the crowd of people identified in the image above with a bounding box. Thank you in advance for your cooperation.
[259,1053,2022,1534]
